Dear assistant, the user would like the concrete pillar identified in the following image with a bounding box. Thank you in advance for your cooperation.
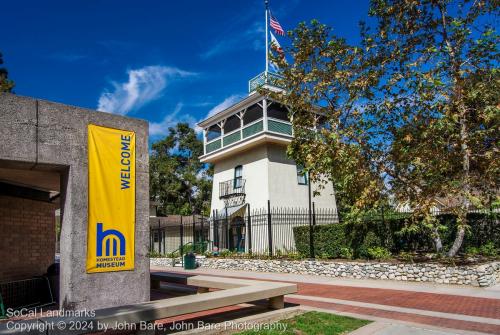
[0,93,150,311]
[268,296,284,309]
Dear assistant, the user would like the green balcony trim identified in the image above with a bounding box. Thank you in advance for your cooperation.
[205,139,221,153]
[248,71,285,93]
[268,119,292,136]
[223,131,241,146]
[242,120,264,138]
[205,119,293,155]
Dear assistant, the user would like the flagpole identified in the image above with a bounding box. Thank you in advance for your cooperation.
[265,0,269,74]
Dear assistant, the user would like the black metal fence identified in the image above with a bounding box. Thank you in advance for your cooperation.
[210,202,339,257]
[149,201,338,257]
[149,215,211,255]
[149,204,499,258]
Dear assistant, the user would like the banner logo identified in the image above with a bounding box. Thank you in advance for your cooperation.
[96,223,126,257]
[87,124,135,273]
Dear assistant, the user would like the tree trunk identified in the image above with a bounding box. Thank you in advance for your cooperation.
[447,101,471,257]
[432,227,443,253]
[447,225,465,257]
[439,4,471,258]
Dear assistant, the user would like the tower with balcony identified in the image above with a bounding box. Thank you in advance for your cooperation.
[198,71,337,225]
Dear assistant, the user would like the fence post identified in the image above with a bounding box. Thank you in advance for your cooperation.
[309,203,316,258]
[267,200,273,257]
[157,221,162,254]
[200,216,204,248]
[162,228,165,255]
[192,214,196,247]
[149,230,153,253]
[225,207,229,250]
[179,215,184,258]
[212,210,217,250]
[247,203,252,254]
[312,202,316,226]
[308,184,314,259]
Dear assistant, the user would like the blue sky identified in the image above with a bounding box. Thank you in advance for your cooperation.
[2,0,370,141]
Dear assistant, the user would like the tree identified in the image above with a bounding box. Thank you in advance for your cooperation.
[367,0,499,256]
[0,52,15,93]
[269,0,499,256]
[267,20,385,215]
[150,123,212,216]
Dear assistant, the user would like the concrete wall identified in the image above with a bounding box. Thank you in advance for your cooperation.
[0,195,56,282]
[0,93,150,310]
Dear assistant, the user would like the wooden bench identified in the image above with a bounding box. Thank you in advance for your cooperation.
[0,273,297,335]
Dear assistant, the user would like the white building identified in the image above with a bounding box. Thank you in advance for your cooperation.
[197,72,337,253]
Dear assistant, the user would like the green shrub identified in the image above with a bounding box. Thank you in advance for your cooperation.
[219,249,233,257]
[286,252,303,260]
[293,224,348,258]
[340,247,354,259]
[367,247,392,260]
[165,251,180,258]
[147,250,164,258]
[480,242,498,257]
[357,231,382,259]
[465,246,480,256]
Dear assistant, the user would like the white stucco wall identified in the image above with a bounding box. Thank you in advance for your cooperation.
[210,145,270,214]
[210,143,337,213]
[267,144,337,210]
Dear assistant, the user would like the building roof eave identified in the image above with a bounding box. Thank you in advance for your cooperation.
[197,93,264,129]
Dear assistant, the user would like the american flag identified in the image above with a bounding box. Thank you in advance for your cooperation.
[270,12,285,36]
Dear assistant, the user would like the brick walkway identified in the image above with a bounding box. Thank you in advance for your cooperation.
[153,267,500,334]
[295,282,500,319]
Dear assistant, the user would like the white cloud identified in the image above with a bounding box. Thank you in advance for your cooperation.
[97,65,196,115]
[206,94,245,118]
[201,23,264,59]
[149,103,198,137]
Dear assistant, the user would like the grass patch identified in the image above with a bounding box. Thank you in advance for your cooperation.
[236,311,371,335]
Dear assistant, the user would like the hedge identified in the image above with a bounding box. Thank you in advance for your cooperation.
[293,224,348,258]
[293,212,499,258]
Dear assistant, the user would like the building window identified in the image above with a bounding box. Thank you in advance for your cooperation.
[243,103,263,125]
[206,124,221,141]
[234,165,243,188]
[267,102,290,122]
[224,114,240,134]
[296,165,308,185]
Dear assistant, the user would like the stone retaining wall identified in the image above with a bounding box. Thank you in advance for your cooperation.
[151,258,500,287]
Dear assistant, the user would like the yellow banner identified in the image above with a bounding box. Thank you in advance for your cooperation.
[87,124,135,273]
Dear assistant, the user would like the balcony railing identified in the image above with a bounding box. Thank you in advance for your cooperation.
[248,71,285,93]
[219,179,246,199]
[204,118,293,155]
